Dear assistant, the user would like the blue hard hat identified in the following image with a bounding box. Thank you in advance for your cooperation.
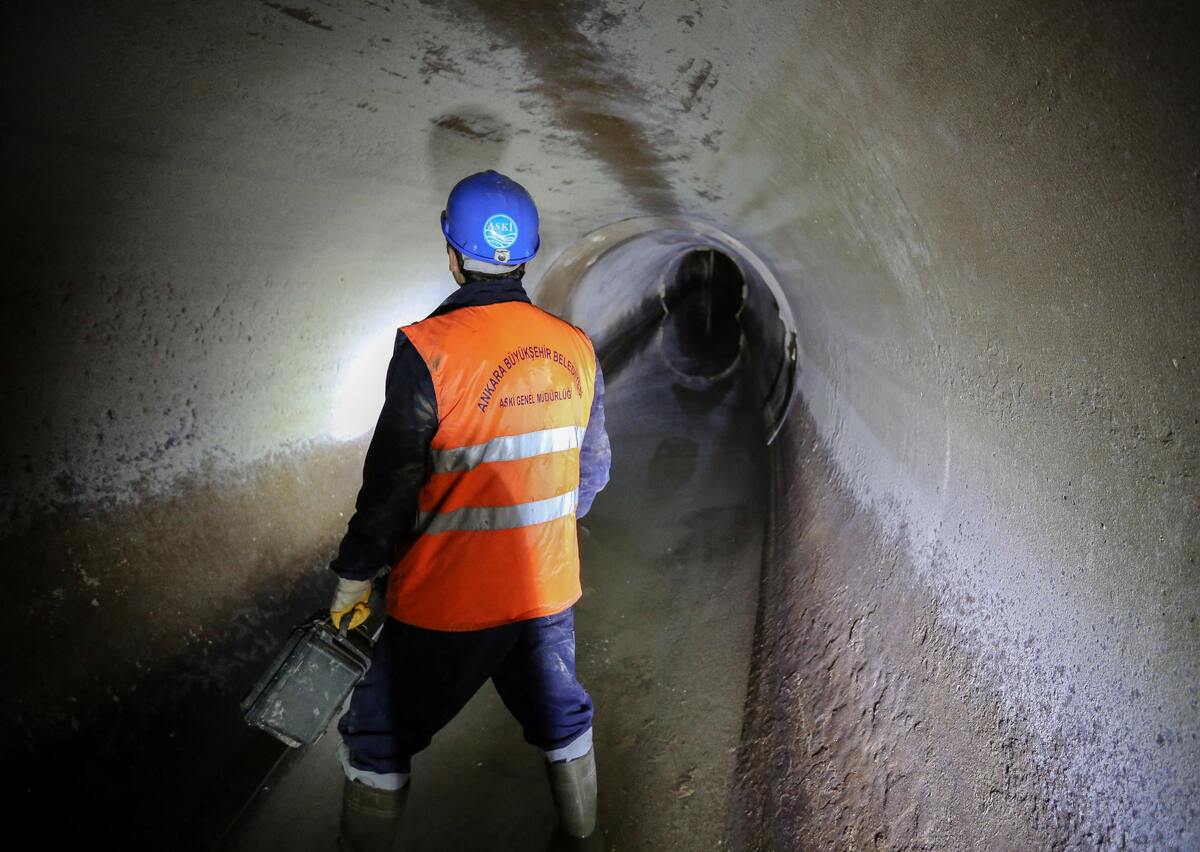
[441,170,540,265]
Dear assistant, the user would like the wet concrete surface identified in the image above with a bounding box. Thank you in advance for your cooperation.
[223,328,767,851]
[4,1,1199,846]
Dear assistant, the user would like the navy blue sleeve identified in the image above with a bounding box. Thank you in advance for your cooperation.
[577,360,611,519]
[330,331,438,581]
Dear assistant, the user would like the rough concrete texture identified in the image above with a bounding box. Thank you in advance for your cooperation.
[733,414,1097,850]
[2,0,1198,848]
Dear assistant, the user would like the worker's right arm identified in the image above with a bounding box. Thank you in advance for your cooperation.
[329,330,438,582]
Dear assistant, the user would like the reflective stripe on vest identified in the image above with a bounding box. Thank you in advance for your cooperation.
[418,488,579,534]
[387,300,598,632]
[430,425,586,474]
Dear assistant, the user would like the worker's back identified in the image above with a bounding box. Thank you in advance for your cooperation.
[388,300,599,631]
[331,171,604,846]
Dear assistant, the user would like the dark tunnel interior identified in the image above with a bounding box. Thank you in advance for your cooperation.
[660,249,745,381]
[2,1,1198,850]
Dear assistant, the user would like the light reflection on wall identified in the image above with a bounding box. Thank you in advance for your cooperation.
[329,274,455,441]
[330,326,400,441]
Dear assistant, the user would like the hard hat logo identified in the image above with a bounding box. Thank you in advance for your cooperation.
[483,214,519,250]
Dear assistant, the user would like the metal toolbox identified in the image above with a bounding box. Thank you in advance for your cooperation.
[240,613,375,748]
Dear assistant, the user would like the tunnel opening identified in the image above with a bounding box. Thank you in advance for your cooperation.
[534,217,800,447]
[658,248,745,383]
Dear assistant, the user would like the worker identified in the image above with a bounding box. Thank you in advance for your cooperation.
[327,170,611,851]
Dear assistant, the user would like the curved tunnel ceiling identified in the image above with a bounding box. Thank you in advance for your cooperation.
[2,0,1198,848]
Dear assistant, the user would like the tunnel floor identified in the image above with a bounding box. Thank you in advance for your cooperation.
[221,324,769,851]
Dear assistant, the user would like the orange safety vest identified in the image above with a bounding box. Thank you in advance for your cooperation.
[387,301,598,631]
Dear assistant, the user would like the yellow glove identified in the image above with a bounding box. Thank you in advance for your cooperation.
[330,577,372,630]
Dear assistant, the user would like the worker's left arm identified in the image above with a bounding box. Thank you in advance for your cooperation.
[577,360,611,519]
[330,331,438,584]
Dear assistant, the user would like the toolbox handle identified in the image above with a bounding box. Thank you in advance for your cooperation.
[336,600,373,638]
[334,574,387,638]
[335,607,353,638]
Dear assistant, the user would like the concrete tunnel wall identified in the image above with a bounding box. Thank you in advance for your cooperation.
[2,0,1197,848]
